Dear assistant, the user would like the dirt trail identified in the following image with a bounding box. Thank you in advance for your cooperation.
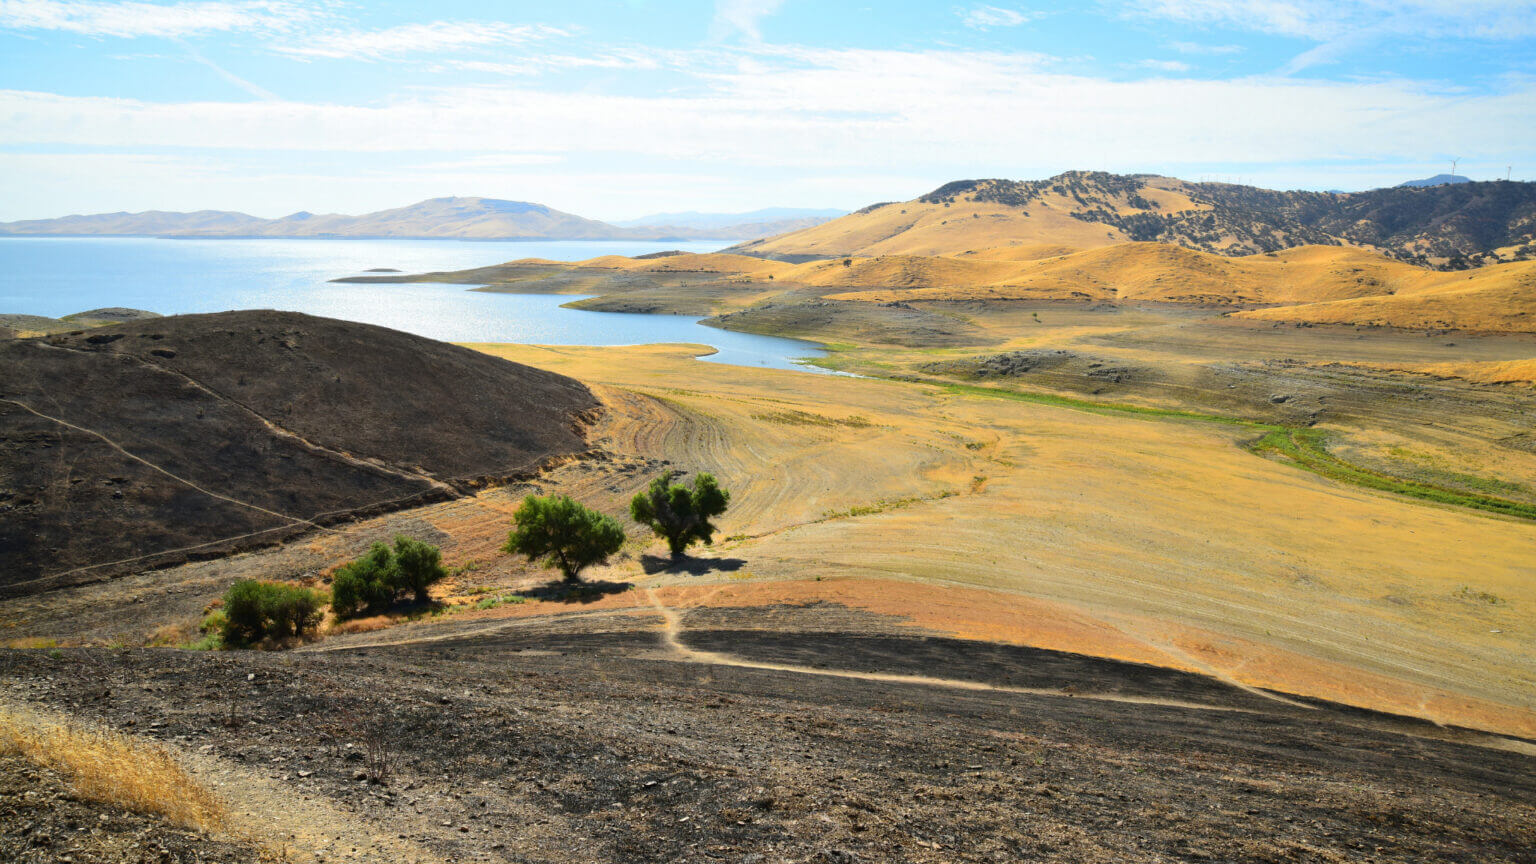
[641,589,1249,713]
[127,350,460,497]
[0,397,319,529]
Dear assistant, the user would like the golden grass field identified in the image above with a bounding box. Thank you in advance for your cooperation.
[451,342,1536,740]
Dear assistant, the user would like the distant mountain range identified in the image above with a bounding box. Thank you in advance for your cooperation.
[0,197,840,242]
[1397,174,1472,188]
[613,207,847,237]
[730,171,1536,268]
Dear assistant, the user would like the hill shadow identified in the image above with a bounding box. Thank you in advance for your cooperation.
[639,554,746,576]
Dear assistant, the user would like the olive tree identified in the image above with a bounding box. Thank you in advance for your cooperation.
[629,472,730,560]
[503,494,626,582]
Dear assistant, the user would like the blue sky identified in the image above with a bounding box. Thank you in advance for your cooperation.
[1,0,1533,221]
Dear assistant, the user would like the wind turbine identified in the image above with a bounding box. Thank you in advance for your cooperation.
[1450,157,1459,179]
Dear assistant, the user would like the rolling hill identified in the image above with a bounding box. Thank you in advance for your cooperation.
[730,172,1536,267]
[0,310,598,592]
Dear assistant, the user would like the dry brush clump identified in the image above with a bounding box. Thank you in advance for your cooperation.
[0,702,227,832]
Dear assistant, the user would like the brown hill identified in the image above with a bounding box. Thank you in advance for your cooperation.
[0,311,597,594]
[1234,259,1536,332]
[731,172,1536,267]
[800,244,1428,305]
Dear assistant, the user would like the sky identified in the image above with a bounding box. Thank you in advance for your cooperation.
[1,0,1534,221]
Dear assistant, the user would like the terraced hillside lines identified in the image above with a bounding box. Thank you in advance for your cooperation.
[461,345,1536,738]
[0,311,598,592]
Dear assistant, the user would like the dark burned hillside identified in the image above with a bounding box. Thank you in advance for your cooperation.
[0,311,598,594]
[924,172,1536,265]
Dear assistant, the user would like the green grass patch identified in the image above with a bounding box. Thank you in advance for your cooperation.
[939,381,1261,426]
[473,594,528,611]
[751,409,876,428]
[821,490,957,521]
[1249,429,1536,520]
[1455,585,1507,606]
[917,376,1536,522]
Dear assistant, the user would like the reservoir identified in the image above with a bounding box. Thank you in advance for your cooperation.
[0,236,829,372]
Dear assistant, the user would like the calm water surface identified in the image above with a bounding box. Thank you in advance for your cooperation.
[0,236,828,372]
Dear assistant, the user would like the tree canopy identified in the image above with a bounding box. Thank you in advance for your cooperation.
[330,535,448,618]
[503,494,626,582]
[629,472,731,560]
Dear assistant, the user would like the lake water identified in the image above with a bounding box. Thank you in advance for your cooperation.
[0,236,830,372]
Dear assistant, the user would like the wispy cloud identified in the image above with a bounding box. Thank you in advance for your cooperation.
[709,0,785,42]
[961,5,1036,30]
[1168,40,1242,55]
[448,50,665,78]
[273,21,567,60]
[6,46,1530,173]
[177,36,276,99]
[0,0,315,38]
[1135,59,1193,72]
[1130,0,1536,41]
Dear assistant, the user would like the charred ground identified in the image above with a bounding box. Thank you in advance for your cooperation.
[0,311,598,594]
[4,603,1534,864]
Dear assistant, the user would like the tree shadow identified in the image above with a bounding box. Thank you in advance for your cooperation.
[639,555,747,576]
[521,579,635,605]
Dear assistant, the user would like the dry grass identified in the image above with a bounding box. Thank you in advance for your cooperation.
[327,614,396,635]
[0,703,226,832]
[3,637,60,649]
[147,620,199,647]
[461,342,1536,737]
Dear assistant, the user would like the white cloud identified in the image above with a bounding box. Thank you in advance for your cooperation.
[1130,0,1536,41]
[273,21,567,60]
[3,46,1530,171]
[1168,40,1242,54]
[2,41,1532,217]
[0,0,315,38]
[447,50,664,78]
[1135,59,1194,72]
[709,0,784,42]
[961,5,1035,29]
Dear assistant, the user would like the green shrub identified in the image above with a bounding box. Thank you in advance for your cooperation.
[330,542,396,618]
[330,536,448,619]
[218,580,324,648]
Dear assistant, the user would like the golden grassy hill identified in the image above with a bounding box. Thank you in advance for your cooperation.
[1234,260,1536,332]
[729,172,1536,265]
[1413,359,1536,386]
[815,243,1435,306]
[729,199,1129,258]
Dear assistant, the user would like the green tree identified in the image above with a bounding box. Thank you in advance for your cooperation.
[390,535,447,604]
[220,579,269,646]
[219,580,324,647]
[503,494,626,582]
[629,472,731,560]
[330,541,396,619]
